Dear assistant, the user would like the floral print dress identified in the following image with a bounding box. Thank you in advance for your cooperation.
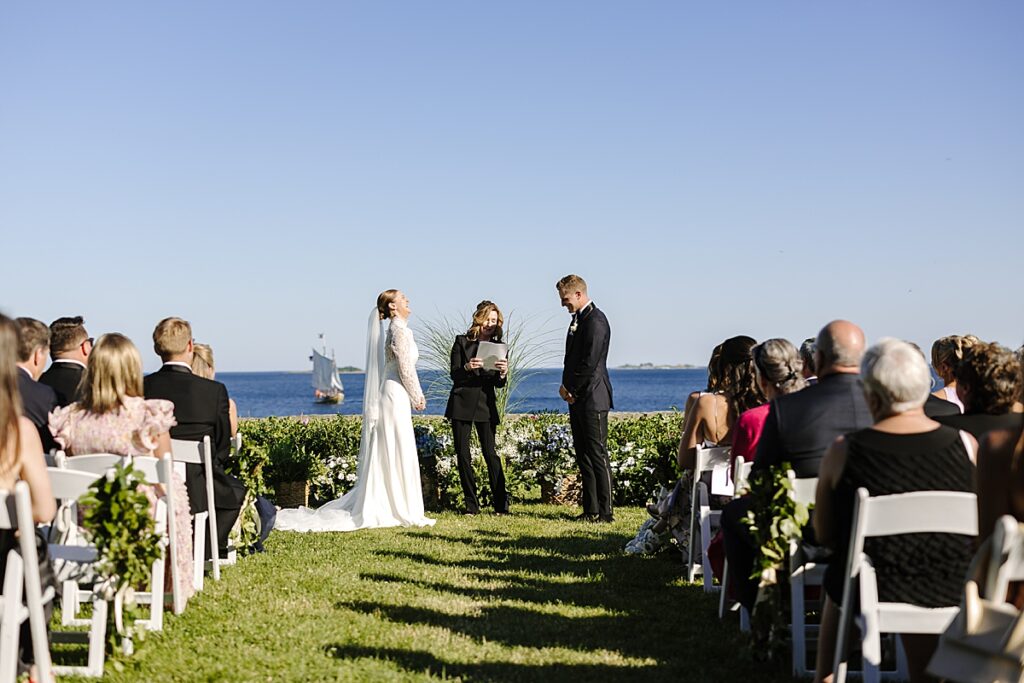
[49,396,195,601]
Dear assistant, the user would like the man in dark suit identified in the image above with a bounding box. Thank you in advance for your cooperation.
[15,317,58,452]
[143,317,245,558]
[722,320,873,611]
[557,274,614,523]
[39,316,91,407]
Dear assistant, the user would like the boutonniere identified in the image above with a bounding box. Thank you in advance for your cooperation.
[569,319,578,335]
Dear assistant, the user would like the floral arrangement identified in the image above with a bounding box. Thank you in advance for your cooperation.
[79,462,164,654]
[240,411,685,510]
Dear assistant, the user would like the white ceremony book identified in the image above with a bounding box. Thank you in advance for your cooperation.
[475,341,508,371]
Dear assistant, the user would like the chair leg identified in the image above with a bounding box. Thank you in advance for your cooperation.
[193,513,207,592]
[718,559,730,619]
[87,598,108,677]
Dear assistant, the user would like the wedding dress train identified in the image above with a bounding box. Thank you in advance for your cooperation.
[275,312,435,532]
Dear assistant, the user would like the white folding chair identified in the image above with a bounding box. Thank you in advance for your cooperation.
[686,445,731,583]
[833,488,978,683]
[46,468,108,678]
[222,434,242,567]
[53,454,171,631]
[719,456,753,623]
[785,471,825,678]
[170,437,220,584]
[0,482,56,683]
[985,514,1024,602]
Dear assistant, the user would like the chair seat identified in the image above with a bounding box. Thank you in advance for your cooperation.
[49,545,99,564]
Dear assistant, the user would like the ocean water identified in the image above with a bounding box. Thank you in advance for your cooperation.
[220,368,709,419]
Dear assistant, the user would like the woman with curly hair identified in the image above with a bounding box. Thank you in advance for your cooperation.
[930,334,980,412]
[977,345,1024,543]
[936,341,1023,439]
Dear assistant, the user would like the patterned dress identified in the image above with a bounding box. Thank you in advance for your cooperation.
[49,396,195,601]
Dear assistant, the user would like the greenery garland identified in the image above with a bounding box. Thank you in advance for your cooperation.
[79,461,164,654]
[741,463,811,661]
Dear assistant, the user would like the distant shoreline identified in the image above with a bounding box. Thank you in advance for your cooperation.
[224,366,701,374]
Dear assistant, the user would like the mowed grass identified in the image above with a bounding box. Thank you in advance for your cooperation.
[65,505,790,682]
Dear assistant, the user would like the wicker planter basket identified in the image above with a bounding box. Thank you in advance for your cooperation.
[539,474,582,506]
[276,480,310,508]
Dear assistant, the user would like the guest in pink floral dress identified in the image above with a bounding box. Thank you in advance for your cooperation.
[49,333,195,601]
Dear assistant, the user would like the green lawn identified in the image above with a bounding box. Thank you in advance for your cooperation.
[65,505,791,682]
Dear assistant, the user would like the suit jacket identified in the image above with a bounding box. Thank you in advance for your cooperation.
[17,371,58,453]
[143,365,245,512]
[562,303,613,412]
[752,372,873,478]
[444,335,507,424]
[936,412,1024,440]
[924,394,961,419]
[39,361,84,408]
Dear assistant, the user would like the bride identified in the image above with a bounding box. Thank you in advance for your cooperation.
[276,289,436,532]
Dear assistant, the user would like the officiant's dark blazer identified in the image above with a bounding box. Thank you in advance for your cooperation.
[445,334,507,425]
[143,365,245,514]
[562,303,613,412]
[17,371,58,453]
[39,361,84,408]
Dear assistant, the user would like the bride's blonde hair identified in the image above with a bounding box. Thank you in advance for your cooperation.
[376,290,399,320]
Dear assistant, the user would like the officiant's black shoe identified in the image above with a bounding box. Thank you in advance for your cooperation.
[571,512,598,523]
[597,514,615,524]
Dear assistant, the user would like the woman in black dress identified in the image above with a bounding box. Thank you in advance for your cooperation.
[445,301,510,515]
[813,338,977,683]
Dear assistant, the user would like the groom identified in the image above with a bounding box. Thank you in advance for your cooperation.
[557,274,614,523]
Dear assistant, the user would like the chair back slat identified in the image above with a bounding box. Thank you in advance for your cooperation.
[695,445,731,474]
[59,454,123,476]
[733,456,753,491]
[855,489,978,539]
[47,468,101,500]
[170,438,206,464]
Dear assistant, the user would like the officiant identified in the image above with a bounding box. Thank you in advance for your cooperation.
[445,300,511,515]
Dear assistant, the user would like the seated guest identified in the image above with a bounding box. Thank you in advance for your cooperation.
[49,333,195,601]
[720,320,873,612]
[799,337,818,384]
[14,317,58,452]
[930,334,978,413]
[144,317,245,558]
[625,337,761,554]
[191,343,238,437]
[977,423,1024,544]
[813,338,976,683]
[0,314,57,677]
[905,341,959,418]
[731,338,808,465]
[936,341,1023,439]
[39,316,91,407]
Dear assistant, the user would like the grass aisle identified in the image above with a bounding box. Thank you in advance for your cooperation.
[71,505,790,682]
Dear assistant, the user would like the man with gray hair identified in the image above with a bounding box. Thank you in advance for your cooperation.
[721,319,873,611]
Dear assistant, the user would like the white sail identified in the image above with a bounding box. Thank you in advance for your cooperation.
[312,349,344,395]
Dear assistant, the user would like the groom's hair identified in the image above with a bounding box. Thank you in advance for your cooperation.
[153,317,192,360]
[556,274,587,295]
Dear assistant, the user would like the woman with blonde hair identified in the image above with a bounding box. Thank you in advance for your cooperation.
[49,333,194,600]
[191,343,238,436]
[444,300,510,515]
[0,314,56,676]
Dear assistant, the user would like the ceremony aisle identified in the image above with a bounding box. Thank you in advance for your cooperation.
[64,506,791,682]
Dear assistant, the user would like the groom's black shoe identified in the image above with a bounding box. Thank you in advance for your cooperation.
[597,514,615,524]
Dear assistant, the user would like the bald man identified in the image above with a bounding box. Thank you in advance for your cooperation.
[722,320,873,611]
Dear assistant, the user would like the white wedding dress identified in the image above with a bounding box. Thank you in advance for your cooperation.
[275,312,436,532]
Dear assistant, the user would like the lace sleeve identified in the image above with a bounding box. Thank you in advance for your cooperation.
[390,325,424,405]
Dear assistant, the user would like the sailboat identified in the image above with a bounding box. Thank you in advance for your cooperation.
[311,334,344,404]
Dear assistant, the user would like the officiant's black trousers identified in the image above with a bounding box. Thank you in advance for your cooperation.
[569,407,613,517]
[452,420,509,514]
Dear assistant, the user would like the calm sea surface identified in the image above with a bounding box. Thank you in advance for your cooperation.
[220,368,709,419]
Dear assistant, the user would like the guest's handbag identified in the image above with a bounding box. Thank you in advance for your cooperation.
[928,517,1024,683]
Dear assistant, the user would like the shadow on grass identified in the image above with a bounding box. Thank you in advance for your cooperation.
[324,644,660,683]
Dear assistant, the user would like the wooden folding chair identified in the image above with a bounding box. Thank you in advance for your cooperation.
[46,468,108,678]
[686,444,731,583]
[832,488,978,683]
[170,437,221,584]
[0,482,55,683]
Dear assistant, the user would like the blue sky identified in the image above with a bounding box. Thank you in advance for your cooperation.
[2,2,1022,371]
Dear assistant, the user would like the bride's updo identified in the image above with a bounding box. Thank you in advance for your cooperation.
[376,289,399,320]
